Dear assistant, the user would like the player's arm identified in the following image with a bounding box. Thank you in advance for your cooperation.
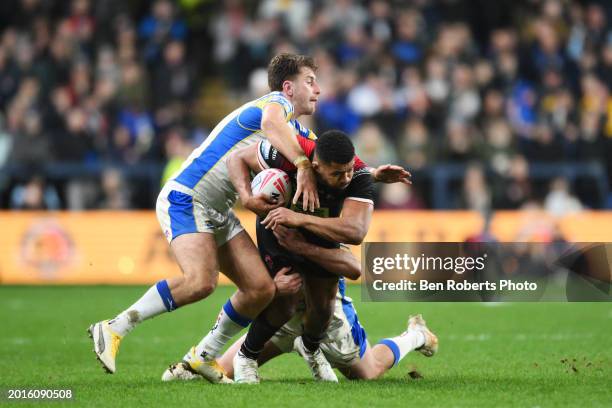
[261,103,319,211]
[371,164,412,185]
[273,226,361,280]
[227,144,280,217]
[354,155,412,185]
[262,199,373,245]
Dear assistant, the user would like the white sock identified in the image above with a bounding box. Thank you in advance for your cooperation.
[379,330,425,365]
[109,280,176,336]
[192,300,251,360]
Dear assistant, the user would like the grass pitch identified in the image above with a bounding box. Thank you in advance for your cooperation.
[1,285,610,407]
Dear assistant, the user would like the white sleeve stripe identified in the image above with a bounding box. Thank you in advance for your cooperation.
[346,197,374,204]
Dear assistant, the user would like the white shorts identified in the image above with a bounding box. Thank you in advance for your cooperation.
[156,181,244,245]
[270,298,368,368]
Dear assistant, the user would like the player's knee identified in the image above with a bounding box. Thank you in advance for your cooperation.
[190,280,217,300]
[271,303,296,324]
[243,280,275,305]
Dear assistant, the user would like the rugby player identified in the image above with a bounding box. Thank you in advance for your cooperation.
[88,53,323,381]
[162,226,438,382]
[226,129,409,383]
[160,130,411,384]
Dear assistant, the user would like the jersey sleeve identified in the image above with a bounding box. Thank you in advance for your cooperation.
[262,92,294,120]
[345,166,375,205]
[291,119,318,140]
[256,135,315,173]
[354,154,367,169]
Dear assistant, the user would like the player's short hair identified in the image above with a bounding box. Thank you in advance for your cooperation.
[268,53,317,91]
[315,130,355,165]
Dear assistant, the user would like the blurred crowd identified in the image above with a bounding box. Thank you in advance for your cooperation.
[0,0,610,212]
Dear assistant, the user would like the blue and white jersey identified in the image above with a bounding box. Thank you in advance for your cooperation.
[169,91,317,213]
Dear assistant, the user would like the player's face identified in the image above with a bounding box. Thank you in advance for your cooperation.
[313,159,355,190]
[290,67,320,116]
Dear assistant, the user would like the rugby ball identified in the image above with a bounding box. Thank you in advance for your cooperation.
[251,168,292,204]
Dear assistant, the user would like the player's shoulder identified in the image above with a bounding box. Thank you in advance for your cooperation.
[254,91,294,119]
[345,161,374,202]
[352,166,371,179]
[290,119,318,141]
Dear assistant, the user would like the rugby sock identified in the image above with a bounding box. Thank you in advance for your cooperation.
[109,280,176,336]
[378,331,426,366]
[302,332,323,353]
[195,299,251,359]
[239,315,281,360]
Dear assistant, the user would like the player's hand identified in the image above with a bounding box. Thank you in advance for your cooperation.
[274,266,302,296]
[273,225,307,253]
[294,166,319,212]
[372,164,412,185]
[261,207,303,230]
[244,193,283,218]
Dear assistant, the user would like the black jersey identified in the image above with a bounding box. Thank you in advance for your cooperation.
[255,136,374,277]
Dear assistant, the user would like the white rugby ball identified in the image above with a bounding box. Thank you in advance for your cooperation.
[251,168,292,204]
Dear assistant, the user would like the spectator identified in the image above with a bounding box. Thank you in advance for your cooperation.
[378,183,425,210]
[398,118,434,170]
[9,109,50,165]
[391,9,424,66]
[448,63,481,121]
[160,127,192,186]
[152,40,194,127]
[139,0,187,63]
[480,119,515,177]
[544,177,583,216]
[442,120,478,162]
[0,114,12,168]
[98,167,130,209]
[497,154,532,209]
[352,121,397,167]
[10,175,60,210]
[462,163,491,213]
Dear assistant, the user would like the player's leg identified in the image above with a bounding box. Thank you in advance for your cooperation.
[89,188,225,374]
[219,230,278,319]
[238,289,298,357]
[163,332,288,382]
[233,290,300,383]
[337,343,391,380]
[294,273,339,381]
[301,274,338,351]
[339,315,439,380]
[186,230,276,362]
[163,298,302,383]
[229,221,302,383]
[89,232,221,372]
[163,302,305,383]
[216,334,285,379]
[172,220,276,383]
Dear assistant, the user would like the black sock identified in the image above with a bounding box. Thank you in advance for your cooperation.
[240,315,281,360]
[302,332,323,353]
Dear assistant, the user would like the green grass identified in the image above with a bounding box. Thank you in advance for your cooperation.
[1,286,611,407]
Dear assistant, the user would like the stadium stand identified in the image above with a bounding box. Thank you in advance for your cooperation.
[0,0,610,211]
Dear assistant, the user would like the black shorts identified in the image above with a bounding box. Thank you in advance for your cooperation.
[256,219,338,279]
